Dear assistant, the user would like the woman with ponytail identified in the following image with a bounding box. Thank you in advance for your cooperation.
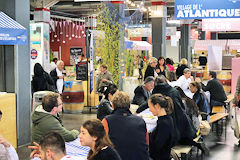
[148,94,174,160]
[79,119,121,160]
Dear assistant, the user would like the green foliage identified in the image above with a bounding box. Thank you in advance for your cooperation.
[96,3,122,86]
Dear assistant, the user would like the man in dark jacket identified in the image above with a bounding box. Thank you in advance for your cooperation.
[50,60,64,94]
[132,76,155,106]
[102,92,149,160]
[32,93,79,144]
[196,71,227,112]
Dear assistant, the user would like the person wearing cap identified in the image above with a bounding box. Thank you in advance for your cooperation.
[132,76,155,106]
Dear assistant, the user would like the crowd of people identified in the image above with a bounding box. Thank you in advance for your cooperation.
[1,55,240,160]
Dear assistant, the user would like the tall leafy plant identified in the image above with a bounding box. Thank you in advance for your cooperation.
[96,3,122,86]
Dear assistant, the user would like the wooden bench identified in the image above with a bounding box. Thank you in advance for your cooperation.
[172,135,201,160]
[212,105,225,113]
[209,113,229,139]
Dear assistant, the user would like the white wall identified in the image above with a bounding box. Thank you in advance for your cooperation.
[166,40,179,63]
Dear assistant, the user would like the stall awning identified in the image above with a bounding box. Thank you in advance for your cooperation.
[0,12,27,45]
[132,40,152,51]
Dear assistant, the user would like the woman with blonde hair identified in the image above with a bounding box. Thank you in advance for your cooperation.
[176,58,188,78]
[144,57,158,80]
[79,119,121,160]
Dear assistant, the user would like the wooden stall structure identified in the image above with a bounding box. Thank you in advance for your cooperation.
[0,93,17,148]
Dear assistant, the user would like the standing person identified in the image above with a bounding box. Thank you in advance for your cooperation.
[144,57,158,80]
[233,75,240,107]
[189,81,210,120]
[50,60,65,94]
[97,84,118,120]
[132,76,155,106]
[137,55,144,80]
[148,94,174,160]
[176,58,188,79]
[102,92,149,160]
[96,64,113,101]
[196,71,227,113]
[156,56,169,78]
[166,58,175,72]
[79,119,121,160]
[29,132,79,160]
[32,63,54,93]
[49,57,58,72]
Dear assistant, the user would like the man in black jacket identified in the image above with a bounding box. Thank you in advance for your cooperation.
[50,60,64,94]
[132,76,155,106]
[196,71,227,113]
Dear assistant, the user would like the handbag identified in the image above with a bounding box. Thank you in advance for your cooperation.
[200,121,211,136]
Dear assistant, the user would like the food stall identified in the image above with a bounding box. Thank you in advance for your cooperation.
[0,11,28,148]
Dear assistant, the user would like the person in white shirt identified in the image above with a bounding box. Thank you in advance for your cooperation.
[49,58,58,72]
[50,60,64,94]
[0,134,19,160]
[169,68,193,91]
[29,132,82,160]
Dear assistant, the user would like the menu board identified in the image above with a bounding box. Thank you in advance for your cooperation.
[76,61,88,81]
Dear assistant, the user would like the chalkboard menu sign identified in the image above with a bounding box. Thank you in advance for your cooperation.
[76,61,88,81]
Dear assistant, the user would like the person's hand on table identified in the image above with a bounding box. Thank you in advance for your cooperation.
[28,142,41,158]
[59,76,63,79]
[195,77,201,83]
[0,134,10,148]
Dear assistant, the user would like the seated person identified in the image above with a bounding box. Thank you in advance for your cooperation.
[97,84,118,120]
[175,87,200,130]
[169,68,193,91]
[0,110,19,160]
[196,71,227,112]
[32,93,79,144]
[29,132,80,160]
[79,119,121,160]
[148,94,174,160]
[189,82,210,120]
[102,92,149,160]
[0,134,19,160]
[132,76,155,106]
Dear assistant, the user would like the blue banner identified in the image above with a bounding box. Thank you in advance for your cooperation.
[90,31,94,94]
[175,0,240,19]
[0,28,27,45]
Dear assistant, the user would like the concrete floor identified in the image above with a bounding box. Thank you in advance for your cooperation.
[17,112,240,160]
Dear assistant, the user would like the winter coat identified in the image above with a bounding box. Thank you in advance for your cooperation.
[144,65,155,80]
[102,108,149,160]
[32,63,54,93]
[176,64,188,78]
[132,85,150,106]
[32,105,79,144]
[97,99,113,121]
[193,90,210,114]
[152,83,197,145]
[201,78,227,103]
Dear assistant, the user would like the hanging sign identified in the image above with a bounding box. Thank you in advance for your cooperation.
[175,0,240,19]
